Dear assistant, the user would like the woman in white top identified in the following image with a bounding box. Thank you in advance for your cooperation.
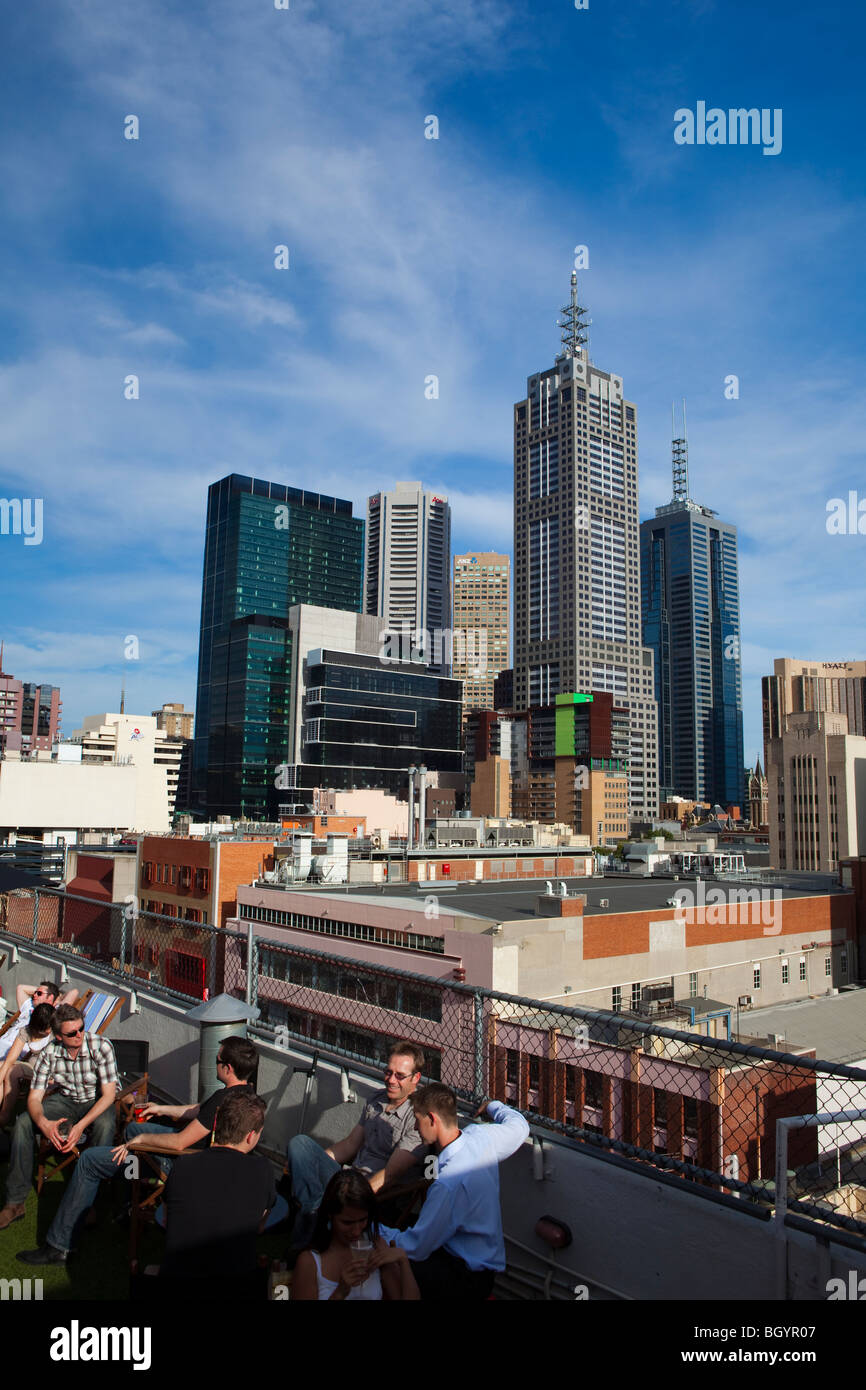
[0,1002,55,1127]
[292,1170,419,1301]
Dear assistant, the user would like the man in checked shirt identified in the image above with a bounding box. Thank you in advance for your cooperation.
[0,1004,117,1229]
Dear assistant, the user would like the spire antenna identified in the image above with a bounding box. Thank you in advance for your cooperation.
[559,269,591,358]
[671,398,690,503]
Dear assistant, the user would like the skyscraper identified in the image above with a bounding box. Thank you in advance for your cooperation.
[192,474,364,820]
[513,273,658,819]
[640,410,744,807]
[452,551,510,713]
[364,481,451,673]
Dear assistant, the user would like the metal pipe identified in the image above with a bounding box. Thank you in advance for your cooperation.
[418,765,427,849]
[407,766,416,851]
[503,1232,632,1300]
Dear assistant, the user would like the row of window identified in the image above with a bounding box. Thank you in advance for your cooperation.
[258,1000,442,1078]
[239,903,444,954]
[142,861,210,892]
[257,949,443,1021]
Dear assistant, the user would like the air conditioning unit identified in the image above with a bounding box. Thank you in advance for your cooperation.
[598,898,609,908]
[738,995,753,1008]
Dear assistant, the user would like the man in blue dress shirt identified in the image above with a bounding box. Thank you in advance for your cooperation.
[376,1083,529,1301]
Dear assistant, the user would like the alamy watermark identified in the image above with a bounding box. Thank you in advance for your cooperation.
[0,497,43,546]
[378,624,488,676]
[826,492,866,535]
[674,103,782,156]
[670,882,782,936]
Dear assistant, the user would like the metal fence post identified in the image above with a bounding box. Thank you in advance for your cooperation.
[245,920,259,1010]
[32,888,39,943]
[119,903,128,976]
[209,927,218,1000]
[473,989,485,1100]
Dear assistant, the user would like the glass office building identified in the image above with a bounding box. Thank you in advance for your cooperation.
[284,648,463,798]
[641,500,743,806]
[192,475,364,820]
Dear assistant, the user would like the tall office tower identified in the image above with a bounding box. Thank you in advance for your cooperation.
[513,272,658,819]
[364,481,451,673]
[640,408,744,807]
[762,658,866,754]
[192,474,364,821]
[452,552,510,712]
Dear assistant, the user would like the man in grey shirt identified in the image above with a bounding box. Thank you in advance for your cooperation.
[287,1040,425,1228]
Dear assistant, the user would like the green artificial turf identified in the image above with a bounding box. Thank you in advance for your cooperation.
[0,1154,289,1302]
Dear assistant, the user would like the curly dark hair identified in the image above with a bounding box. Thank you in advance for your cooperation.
[309,1169,379,1253]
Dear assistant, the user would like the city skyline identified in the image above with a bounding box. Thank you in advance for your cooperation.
[1,1,864,774]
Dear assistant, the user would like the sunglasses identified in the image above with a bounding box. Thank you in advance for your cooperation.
[61,1025,84,1038]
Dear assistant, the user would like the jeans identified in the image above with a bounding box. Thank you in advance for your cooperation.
[46,1120,176,1253]
[287,1135,340,1215]
[4,1094,116,1208]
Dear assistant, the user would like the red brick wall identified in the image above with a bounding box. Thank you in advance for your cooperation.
[583,894,853,960]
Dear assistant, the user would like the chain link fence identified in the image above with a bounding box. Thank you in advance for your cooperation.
[3,885,866,1241]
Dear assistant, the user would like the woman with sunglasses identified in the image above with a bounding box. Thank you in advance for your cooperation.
[0,1003,56,1127]
[292,1170,419,1301]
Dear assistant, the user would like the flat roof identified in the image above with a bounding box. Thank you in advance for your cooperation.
[741,989,866,1067]
[290,875,837,922]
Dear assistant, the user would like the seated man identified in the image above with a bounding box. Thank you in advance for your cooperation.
[0,1004,117,1231]
[15,1034,259,1265]
[287,1040,426,1236]
[376,1085,529,1301]
[158,1089,276,1299]
[0,979,78,1062]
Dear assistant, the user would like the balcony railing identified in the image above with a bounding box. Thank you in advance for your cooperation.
[2,883,866,1246]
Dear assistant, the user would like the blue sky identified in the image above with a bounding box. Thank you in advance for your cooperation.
[0,0,863,770]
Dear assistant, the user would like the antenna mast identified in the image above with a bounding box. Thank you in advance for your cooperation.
[671,397,689,503]
[559,270,590,358]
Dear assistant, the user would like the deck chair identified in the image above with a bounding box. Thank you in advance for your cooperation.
[35,990,128,1193]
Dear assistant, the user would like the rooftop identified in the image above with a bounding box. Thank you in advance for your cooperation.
[302,875,844,922]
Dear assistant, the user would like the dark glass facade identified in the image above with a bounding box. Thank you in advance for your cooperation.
[192,475,364,820]
[640,505,743,806]
[286,649,462,798]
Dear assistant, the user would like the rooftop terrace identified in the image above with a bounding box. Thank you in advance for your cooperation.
[2,887,866,1316]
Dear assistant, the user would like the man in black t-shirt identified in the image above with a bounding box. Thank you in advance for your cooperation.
[117,1035,259,1170]
[159,1089,275,1297]
[14,1036,261,1266]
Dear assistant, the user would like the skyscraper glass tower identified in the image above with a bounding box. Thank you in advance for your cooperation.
[640,413,743,806]
[513,273,659,819]
[192,474,364,820]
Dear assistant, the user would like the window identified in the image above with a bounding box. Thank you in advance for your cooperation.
[170,864,177,886]
[753,966,761,990]
[825,956,831,977]
[688,972,698,997]
[631,982,641,1010]
[781,961,789,985]
[799,959,806,982]
[611,985,621,1013]
[841,953,848,974]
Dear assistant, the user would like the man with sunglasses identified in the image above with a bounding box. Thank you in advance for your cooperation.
[0,979,78,1062]
[0,1004,117,1230]
[287,1040,426,1243]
